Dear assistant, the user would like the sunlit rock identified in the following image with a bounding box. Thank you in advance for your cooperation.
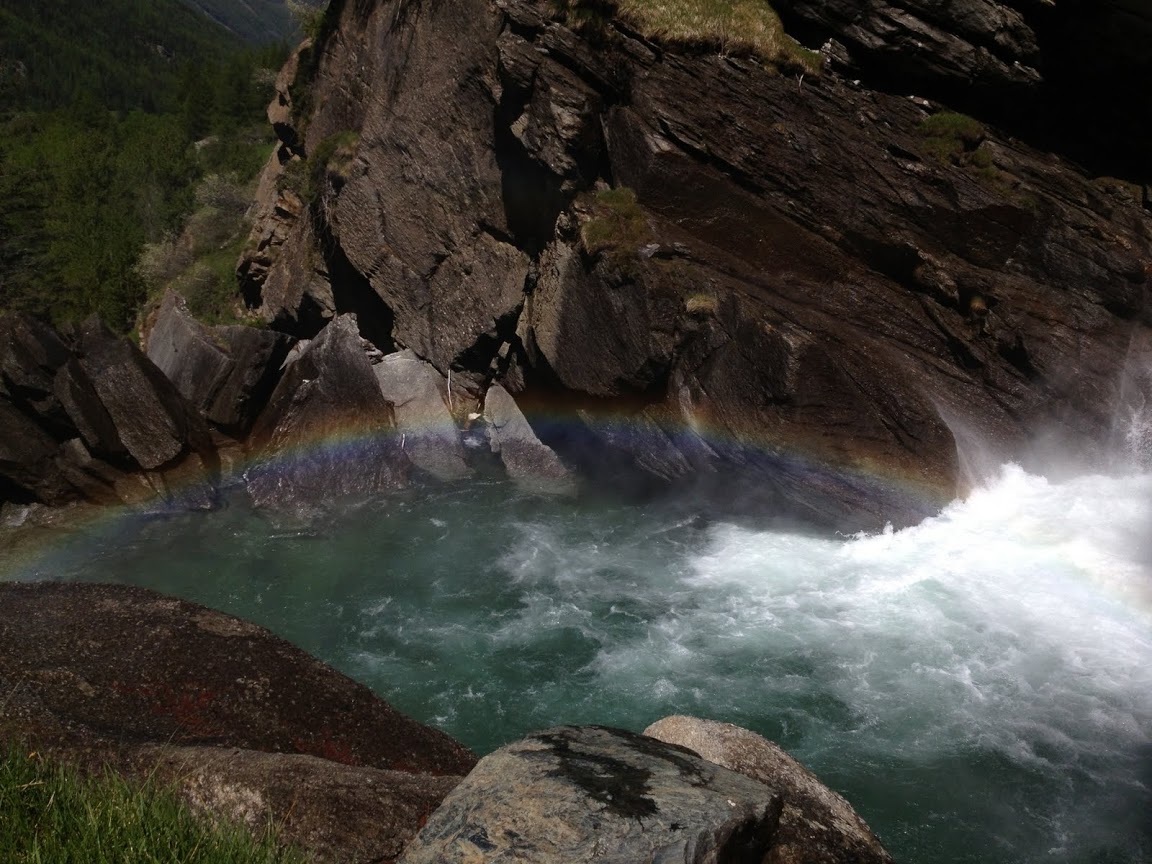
[0,581,477,863]
[644,715,893,864]
[146,289,294,436]
[399,725,782,864]
[484,383,575,495]
[374,349,472,482]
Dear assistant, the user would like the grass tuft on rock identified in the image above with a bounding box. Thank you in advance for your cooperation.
[581,186,652,259]
[558,0,822,73]
[0,748,308,863]
[917,111,985,161]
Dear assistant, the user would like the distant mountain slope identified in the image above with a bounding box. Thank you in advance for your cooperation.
[0,0,243,112]
[179,0,317,43]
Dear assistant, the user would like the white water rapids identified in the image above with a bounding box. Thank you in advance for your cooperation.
[5,461,1152,862]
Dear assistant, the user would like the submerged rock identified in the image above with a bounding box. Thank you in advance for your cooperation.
[374,349,472,482]
[484,384,576,495]
[398,725,783,864]
[644,716,893,864]
[246,314,408,511]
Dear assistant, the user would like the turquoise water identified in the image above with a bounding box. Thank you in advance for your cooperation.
[5,465,1152,862]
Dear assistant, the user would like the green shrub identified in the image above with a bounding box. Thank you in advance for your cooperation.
[918,111,984,143]
[0,748,307,863]
[279,157,309,195]
[303,130,360,208]
[136,235,194,289]
[551,0,614,32]
[287,0,327,41]
[1094,176,1144,203]
[196,172,253,216]
[135,172,258,326]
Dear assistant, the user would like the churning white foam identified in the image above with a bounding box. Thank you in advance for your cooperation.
[676,464,1152,767]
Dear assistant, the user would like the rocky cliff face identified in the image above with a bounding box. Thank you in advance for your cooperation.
[238,0,1152,528]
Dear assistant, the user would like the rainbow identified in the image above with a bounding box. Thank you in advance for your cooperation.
[0,404,958,580]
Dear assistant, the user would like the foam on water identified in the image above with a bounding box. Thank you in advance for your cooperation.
[4,464,1152,862]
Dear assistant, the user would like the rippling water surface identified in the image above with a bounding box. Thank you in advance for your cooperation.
[6,464,1152,863]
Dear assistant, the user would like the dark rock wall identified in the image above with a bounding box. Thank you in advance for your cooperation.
[773,0,1152,179]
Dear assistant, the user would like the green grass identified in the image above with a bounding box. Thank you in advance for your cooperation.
[916,110,1006,183]
[580,186,652,259]
[0,748,308,863]
[558,0,821,72]
[917,111,985,161]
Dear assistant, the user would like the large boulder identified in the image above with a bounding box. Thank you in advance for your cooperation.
[74,319,217,473]
[132,745,461,864]
[0,313,74,437]
[484,383,576,495]
[145,290,294,436]
[374,349,472,482]
[0,581,477,864]
[644,716,893,864]
[0,399,76,504]
[0,313,219,509]
[398,725,783,864]
[0,582,476,771]
[52,357,129,463]
[247,0,531,373]
[246,314,408,510]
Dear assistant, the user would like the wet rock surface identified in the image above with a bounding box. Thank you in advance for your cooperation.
[398,725,783,864]
[645,716,893,864]
[484,383,576,495]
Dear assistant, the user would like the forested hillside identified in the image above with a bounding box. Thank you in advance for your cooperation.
[179,0,305,43]
[0,0,291,331]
